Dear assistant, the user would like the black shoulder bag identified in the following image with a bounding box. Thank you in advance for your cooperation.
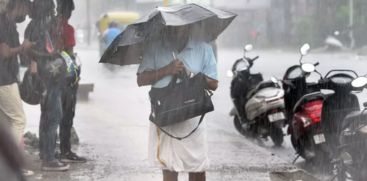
[149,73,214,140]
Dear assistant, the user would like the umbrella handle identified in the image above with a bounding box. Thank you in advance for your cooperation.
[172,52,177,60]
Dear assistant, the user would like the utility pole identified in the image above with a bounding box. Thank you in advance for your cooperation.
[86,0,91,45]
[349,0,355,48]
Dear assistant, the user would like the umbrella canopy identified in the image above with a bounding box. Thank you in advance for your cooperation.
[99,3,236,66]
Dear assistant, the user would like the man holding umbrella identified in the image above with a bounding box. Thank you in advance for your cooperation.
[138,26,218,180]
[100,4,235,181]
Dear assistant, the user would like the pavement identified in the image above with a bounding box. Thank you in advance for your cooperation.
[21,45,367,181]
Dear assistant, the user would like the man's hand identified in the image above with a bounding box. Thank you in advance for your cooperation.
[206,77,218,91]
[0,43,11,58]
[21,39,35,52]
[30,61,38,74]
[137,60,186,87]
[166,60,185,75]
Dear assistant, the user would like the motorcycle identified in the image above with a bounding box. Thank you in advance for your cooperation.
[229,44,286,146]
[283,44,327,164]
[324,29,352,51]
[330,76,367,181]
[285,44,361,169]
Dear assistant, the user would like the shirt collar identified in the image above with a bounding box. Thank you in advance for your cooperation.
[162,37,194,51]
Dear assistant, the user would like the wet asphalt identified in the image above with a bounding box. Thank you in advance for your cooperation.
[22,45,367,181]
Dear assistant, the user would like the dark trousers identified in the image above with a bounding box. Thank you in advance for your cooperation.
[60,84,78,155]
[39,84,63,162]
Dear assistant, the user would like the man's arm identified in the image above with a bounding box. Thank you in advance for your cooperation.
[0,44,22,58]
[0,40,34,59]
[137,60,185,87]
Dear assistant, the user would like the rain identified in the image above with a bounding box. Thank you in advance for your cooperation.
[1,0,367,181]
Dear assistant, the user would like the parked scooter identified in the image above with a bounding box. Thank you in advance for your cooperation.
[330,76,367,181]
[283,44,327,164]
[229,45,286,146]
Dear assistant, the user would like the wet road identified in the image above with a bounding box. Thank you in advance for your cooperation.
[23,45,367,181]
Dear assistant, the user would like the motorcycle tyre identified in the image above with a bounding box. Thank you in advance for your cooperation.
[270,125,284,147]
[233,115,253,137]
[293,134,330,167]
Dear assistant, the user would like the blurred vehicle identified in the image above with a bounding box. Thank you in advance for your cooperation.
[96,11,140,57]
[324,29,352,51]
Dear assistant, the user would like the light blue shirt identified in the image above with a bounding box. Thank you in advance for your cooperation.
[138,38,218,88]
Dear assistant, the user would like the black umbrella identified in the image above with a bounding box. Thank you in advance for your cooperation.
[99,3,236,66]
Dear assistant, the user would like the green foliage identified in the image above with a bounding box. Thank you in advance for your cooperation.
[293,16,317,45]
[335,5,349,26]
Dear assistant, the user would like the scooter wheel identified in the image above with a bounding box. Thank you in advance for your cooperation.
[270,126,284,147]
[233,116,251,137]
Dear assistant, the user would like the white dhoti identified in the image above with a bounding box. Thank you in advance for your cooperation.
[148,117,209,173]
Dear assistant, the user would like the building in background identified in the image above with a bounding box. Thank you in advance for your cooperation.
[69,0,367,48]
[212,0,271,48]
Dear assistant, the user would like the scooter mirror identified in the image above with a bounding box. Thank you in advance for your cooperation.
[300,43,311,56]
[227,70,234,78]
[244,44,253,52]
[351,77,367,88]
[301,63,316,73]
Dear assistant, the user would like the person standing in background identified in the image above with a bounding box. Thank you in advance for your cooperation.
[103,21,122,46]
[0,0,32,146]
[0,0,34,176]
[54,0,86,163]
[25,0,70,171]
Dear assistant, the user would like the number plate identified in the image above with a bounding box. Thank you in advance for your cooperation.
[313,134,326,144]
[268,112,285,122]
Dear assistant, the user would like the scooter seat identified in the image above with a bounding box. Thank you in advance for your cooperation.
[341,110,367,132]
[247,81,279,99]
[344,110,367,124]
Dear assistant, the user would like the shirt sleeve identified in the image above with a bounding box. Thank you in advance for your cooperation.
[24,21,34,40]
[64,24,76,47]
[202,43,218,80]
[24,21,39,43]
[137,42,156,74]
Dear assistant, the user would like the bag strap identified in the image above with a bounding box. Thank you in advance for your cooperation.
[157,114,206,141]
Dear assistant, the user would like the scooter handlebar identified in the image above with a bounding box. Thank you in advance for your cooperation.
[282,80,296,89]
[251,56,259,62]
